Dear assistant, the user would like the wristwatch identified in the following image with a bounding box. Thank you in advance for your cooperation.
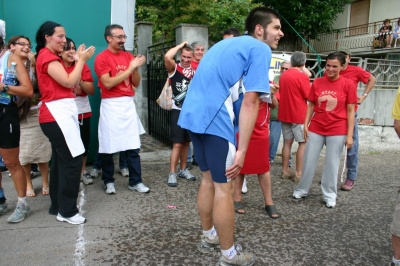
[362,93,368,97]
[2,84,9,92]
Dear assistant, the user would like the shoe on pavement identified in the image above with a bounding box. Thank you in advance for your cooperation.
[119,168,129,178]
[90,168,101,178]
[281,171,295,180]
[389,261,400,266]
[105,183,116,194]
[292,175,301,183]
[217,244,256,266]
[293,191,308,199]
[325,200,336,208]
[192,159,199,166]
[7,205,30,223]
[30,171,41,179]
[57,213,86,225]
[241,178,248,194]
[197,235,220,254]
[0,202,7,215]
[178,168,196,181]
[168,172,178,187]
[81,172,94,185]
[128,183,150,193]
[341,179,355,191]
[186,162,193,170]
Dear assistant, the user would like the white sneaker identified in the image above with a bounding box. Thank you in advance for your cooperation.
[128,183,150,193]
[119,168,129,177]
[105,183,116,194]
[241,178,248,194]
[293,191,308,199]
[325,201,336,208]
[90,168,101,178]
[57,213,86,225]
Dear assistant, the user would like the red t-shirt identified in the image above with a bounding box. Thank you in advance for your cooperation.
[36,48,75,123]
[191,61,199,71]
[94,49,135,98]
[340,65,371,112]
[277,68,310,124]
[308,76,358,136]
[64,63,94,118]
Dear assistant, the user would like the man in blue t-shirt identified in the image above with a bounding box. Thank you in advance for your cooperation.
[178,7,284,266]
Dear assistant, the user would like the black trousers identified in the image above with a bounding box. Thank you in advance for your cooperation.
[40,122,82,218]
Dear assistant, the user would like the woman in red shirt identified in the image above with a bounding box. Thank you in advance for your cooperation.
[60,37,94,186]
[35,21,94,225]
[293,52,357,208]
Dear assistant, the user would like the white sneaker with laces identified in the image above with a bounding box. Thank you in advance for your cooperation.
[57,213,86,225]
[325,200,336,208]
[128,183,150,193]
[241,178,248,194]
[90,168,101,178]
[293,191,308,199]
[105,183,116,194]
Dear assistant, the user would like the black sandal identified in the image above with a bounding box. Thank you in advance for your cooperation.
[234,201,245,214]
[265,205,280,219]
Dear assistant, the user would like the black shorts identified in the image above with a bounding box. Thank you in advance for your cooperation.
[79,116,91,156]
[170,109,191,143]
[0,103,20,149]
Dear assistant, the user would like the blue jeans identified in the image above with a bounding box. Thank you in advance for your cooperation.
[346,112,359,181]
[92,151,127,169]
[269,120,282,161]
[100,149,143,186]
[0,154,5,168]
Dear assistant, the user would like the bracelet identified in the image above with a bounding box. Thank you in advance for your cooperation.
[362,93,368,96]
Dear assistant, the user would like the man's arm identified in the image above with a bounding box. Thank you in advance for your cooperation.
[225,91,259,179]
[100,55,145,90]
[164,41,188,75]
[358,74,376,104]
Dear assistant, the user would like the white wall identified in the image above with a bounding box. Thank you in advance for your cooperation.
[111,0,136,51]
[369,0,399,23]
[332,4,350,29]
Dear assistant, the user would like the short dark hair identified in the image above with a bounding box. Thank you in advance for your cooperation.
[326,52,346,66]
[64,37,76,52]
[104,24,123,42]
[245,7,280,36]
[223,27,241,37]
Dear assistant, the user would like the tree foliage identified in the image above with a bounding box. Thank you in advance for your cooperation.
[136,0,353,44]
[136,0,260,43]
[253,0,353,39]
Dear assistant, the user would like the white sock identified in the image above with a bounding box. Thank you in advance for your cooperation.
[202,226,217,240]
[393,257,400,264]
[221,245,237,260]
[17,197,28,207]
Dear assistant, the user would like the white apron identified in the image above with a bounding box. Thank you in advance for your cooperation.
[99,96,141,153]
[45,98,85,158]
[75,96,92,114]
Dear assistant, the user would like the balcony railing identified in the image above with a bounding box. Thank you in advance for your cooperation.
[304,17,400,54]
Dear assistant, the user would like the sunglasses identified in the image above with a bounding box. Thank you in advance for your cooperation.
[281,67,289,71]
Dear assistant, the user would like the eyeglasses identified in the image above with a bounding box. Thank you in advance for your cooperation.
[281,67,289,71]
[14,42,32,49]
[64,46,76,51]
[111,35,127,40]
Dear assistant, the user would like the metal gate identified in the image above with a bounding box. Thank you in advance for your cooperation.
[147,40,175,146]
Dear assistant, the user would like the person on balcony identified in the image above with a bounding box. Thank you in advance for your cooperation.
[392,18,400,47]
[377,19,393,48]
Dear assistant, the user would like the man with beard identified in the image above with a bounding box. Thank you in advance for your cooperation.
[94,24,150,195]
[178,7,283,265]
[164,42,196,187]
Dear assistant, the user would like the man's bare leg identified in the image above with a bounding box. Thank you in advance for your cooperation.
[169,143,183,173]
[179,142,190,170]
[233,174,244,213]
[282,138,294,174]
[295,142,306,177]
[213,181,234,250]
[198,170,215,230]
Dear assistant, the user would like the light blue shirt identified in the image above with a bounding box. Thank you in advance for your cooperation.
[178,35,271,145]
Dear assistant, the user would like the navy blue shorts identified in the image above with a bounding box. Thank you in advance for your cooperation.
[188,132,235,183]
[0,103,20,149]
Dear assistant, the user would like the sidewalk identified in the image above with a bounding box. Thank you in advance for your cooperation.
[0,135,398,265]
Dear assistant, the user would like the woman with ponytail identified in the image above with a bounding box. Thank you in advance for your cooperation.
[35,21,95,225]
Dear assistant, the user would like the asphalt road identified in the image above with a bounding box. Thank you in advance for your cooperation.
[0,151,399,266]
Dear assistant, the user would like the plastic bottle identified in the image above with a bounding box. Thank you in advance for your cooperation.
[0,62,17,105]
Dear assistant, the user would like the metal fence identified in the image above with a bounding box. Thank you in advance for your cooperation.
[147,40,175,146]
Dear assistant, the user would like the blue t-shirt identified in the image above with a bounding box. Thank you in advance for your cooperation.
[178,35,271,145]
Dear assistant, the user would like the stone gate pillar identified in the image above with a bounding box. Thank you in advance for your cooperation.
[175,24,209,57]
[135,21,153,132]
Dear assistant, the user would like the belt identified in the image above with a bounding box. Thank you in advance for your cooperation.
[28,109,39,115]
